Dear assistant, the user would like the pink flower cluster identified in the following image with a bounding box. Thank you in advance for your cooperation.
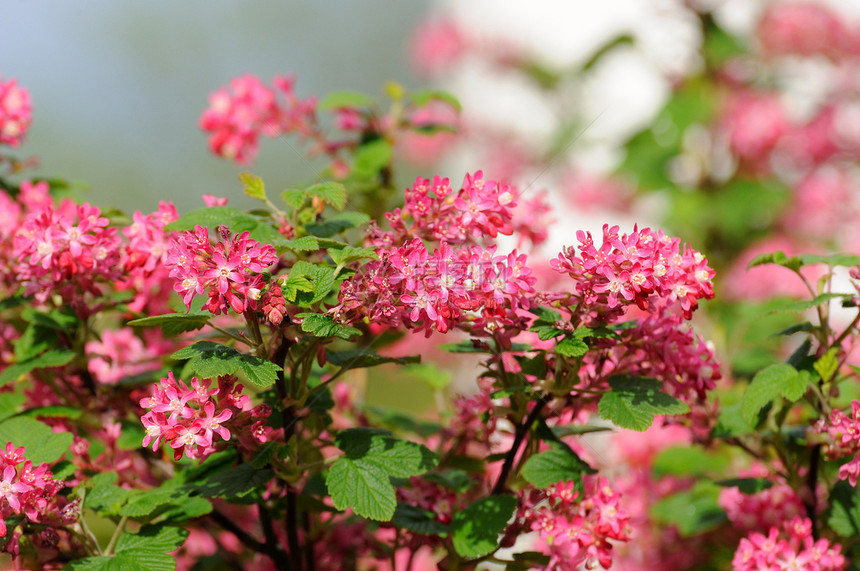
[381,172,517,245]
[337,239,535,336]
[606,311,722,402]
[119,201,179,313]
[140,372,271,461]
[813,400,860,486]
[199,74,317,164]
[521,476,631,570]
[551,224,715,321]
[13,200,122,306]
[732,517,845,571]
[0,443,70,538]
[0,76,32,147]
[757,2,856,60]
[0,180,51,291]
[166,224,278,315]
[85,328,173,385]
[718,465,805,533]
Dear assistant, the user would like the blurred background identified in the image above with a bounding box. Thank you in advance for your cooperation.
[0,1,431,213]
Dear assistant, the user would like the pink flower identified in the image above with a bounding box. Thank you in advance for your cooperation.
[166,224,277,315]
[757,2,851,60]
[0,76,32,147]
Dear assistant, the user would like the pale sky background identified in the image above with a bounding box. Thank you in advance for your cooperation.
[0,2,430,214]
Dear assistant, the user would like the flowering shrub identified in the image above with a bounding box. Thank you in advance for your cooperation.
[0,2,860,569]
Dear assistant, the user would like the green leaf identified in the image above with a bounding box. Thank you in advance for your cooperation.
[555,337,588,358]
[652,446,728,477]
[329,245,378,267]
[814,348,839,382]
[306,181,348,211]
[128,312,210,336]
[741,363,808,426]
[326,349,420,370]
[85,475,134,516]
[352,140,392,177]
[296,313,361,340]
[287,261,336,305]
[276,236,320,253]
[170,341,281,388]
[712,402,753,438]
[305,211,370,238]
[408,89,461,112]
[65,525,190,570]
[119,487,199,518]
[650,482,727,537]
[18,405,83,420]
[319,90,375,111]
[193,462,274,502]
[0,393,26,423]
[450,495,517,559]
[801,253,860,268]
[597,376,689,431]
[421,470,475,493]
[521,447,592,489]
[763,293,849,316]
[0,349,76,386]
[530,325,565,341]
[238,171,266,201]
[165,206,253,233]
[392,503,449,536]
[716,478,774,495]
[115,524,188,554]
[326,428,438,521]
[747,250,799,271]
[0,416,73,465]
[826,480,860,537]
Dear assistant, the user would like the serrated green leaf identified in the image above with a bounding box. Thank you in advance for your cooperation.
[326,349,420,370]
[450,495,517,558]
[155,496,213,524]
[650,482,726,537]
[741,363,808,426]
[329,245,378,267]
[165,206,253,233]
[747,250,797,271]
[15,322,58,362]
[530,325,565,341]
[86,476,133,516]
[392,503,449,536]
[521,447,591,489]
[305,181,347,211]
[319,90,375,111]
[814,348,839,382]
[238,172,266,200]
[63,553,176,571]
[288,261,337,305]
[170,341,281,387]
[529,306,562,324]
[119,487,194,518]
[281,188,308,210]
[556,337,588,358]
[326,428,438,521]
[296,313,360,340]
[0,349,76,386]
[0,416,73,465]
[597,376,689,431]
[128,312,210,336]
[276,236,320,253]
[116,524,189,554]
[194,462,274,502]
